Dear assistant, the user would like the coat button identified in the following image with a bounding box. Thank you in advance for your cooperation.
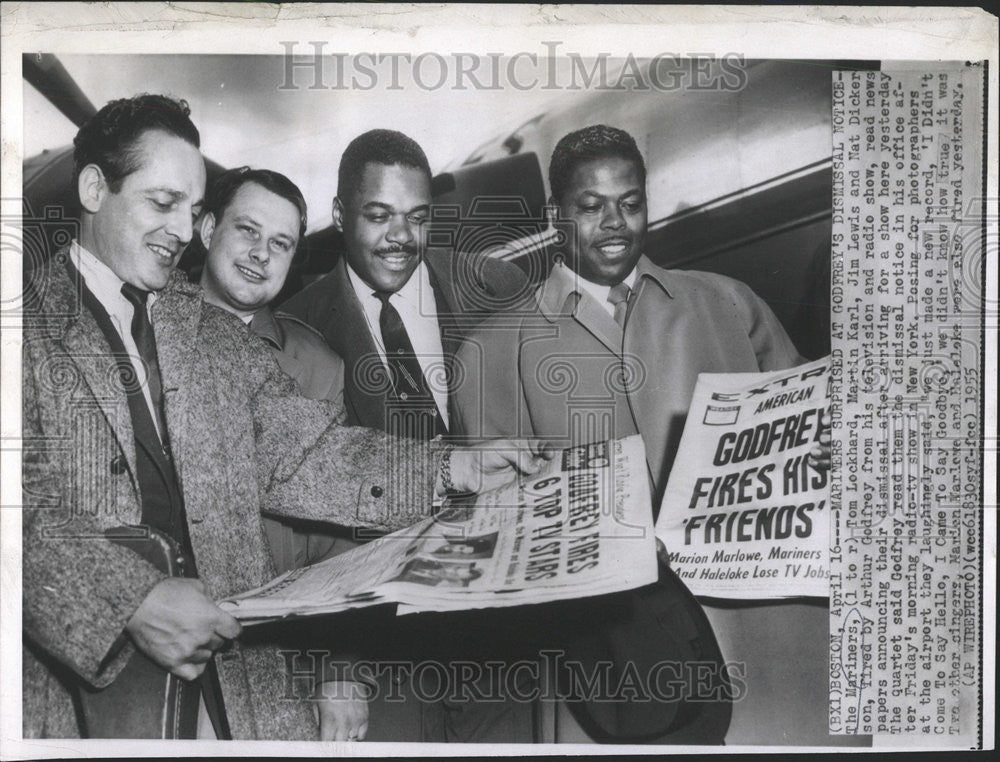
[370,485,384,498]
[109,455,127,475]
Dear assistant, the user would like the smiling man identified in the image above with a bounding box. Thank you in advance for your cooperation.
[199,167,345,423]
[281,129,528,442]
[453,124,804,508]
[198,166,373,741]
[452,124,837,746]
[279,129,536,744]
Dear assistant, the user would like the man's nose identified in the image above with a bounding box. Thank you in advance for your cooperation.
[248,241,269,263]
[165,207,194,245]
[601,204,626,230]
[385,215,416,246]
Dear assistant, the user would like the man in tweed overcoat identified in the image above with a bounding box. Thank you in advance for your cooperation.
[22,94,546,739]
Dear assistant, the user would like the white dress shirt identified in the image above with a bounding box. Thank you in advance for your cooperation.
[558,260,638,319]
[71,240,163,440]
[347,261,450,428]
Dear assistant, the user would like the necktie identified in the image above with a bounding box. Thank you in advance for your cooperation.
[607,281,632,327]
[121,283,167,440]
[373,290,446,439]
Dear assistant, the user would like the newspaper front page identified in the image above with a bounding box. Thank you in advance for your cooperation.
[220,435,656,621]
[656,357,831,598]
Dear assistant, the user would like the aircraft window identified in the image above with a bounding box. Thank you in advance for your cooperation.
[462,112,546,166]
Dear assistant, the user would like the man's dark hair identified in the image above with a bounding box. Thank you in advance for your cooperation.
[337,129,431,201]
[548,124,647,203]
[72,94,201,192]
[205,166,308,240]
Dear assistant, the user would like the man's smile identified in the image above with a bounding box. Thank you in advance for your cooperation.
[147,242,178,262]
[235,263,266,281]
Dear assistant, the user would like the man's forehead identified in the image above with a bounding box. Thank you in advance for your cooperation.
[354,162,431,201]
[225,182,300,227]
[128,129,205,185]
[568,156,644,190]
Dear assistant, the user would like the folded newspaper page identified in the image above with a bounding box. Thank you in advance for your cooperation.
[656,357,831,598]
[220,435,656,622]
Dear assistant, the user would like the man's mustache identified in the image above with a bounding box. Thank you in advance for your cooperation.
[373,245,418,257]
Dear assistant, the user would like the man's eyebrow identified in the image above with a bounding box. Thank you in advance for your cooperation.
[578,188,644,199]
[145,187,189,200]
[231,212,262,227]
[361,201,430,215]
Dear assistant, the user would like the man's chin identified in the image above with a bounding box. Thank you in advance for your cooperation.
[372,267,417,292]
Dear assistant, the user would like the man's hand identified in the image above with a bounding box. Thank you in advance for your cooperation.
[807,409,832,472]
[126,577,241,681]
[656,537,670,568]
[315,680,370,742]
[439,438,555,495]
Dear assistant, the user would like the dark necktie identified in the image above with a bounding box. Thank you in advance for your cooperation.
[120,283,167,440]
[607,281,632,327]
[373,290,446,439]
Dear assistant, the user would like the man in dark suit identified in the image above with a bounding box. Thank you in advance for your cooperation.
[21,95,549,741]
[279,130,536,743]
[280,129,529,440]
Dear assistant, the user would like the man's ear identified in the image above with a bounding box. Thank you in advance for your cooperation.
[77,164,107,214]
[331,197,345,233]
[199,212,217,250]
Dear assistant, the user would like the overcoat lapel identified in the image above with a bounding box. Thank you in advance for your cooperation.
[52,264,140,489]
[150,272,202,494]
[572,294,624,356]
[537,268,624,356]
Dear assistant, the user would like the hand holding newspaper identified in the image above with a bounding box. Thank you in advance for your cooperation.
[220,435,657,622]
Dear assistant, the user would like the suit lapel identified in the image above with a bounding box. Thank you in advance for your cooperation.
[424,254,462,365]
[327,261,390,430]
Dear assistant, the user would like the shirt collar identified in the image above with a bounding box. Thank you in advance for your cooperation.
[346,258,431,308]
[538,259,639,319]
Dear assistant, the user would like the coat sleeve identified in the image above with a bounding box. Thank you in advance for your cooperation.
[21,338,167,689]
[727,278,806,370]
[248,339,443,534]
[451,321,536,442]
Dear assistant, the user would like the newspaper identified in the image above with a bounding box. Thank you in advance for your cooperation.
[219,435,656,622]
[656,357,831,598]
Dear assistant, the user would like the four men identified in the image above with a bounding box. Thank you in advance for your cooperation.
[22,94,831,744]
